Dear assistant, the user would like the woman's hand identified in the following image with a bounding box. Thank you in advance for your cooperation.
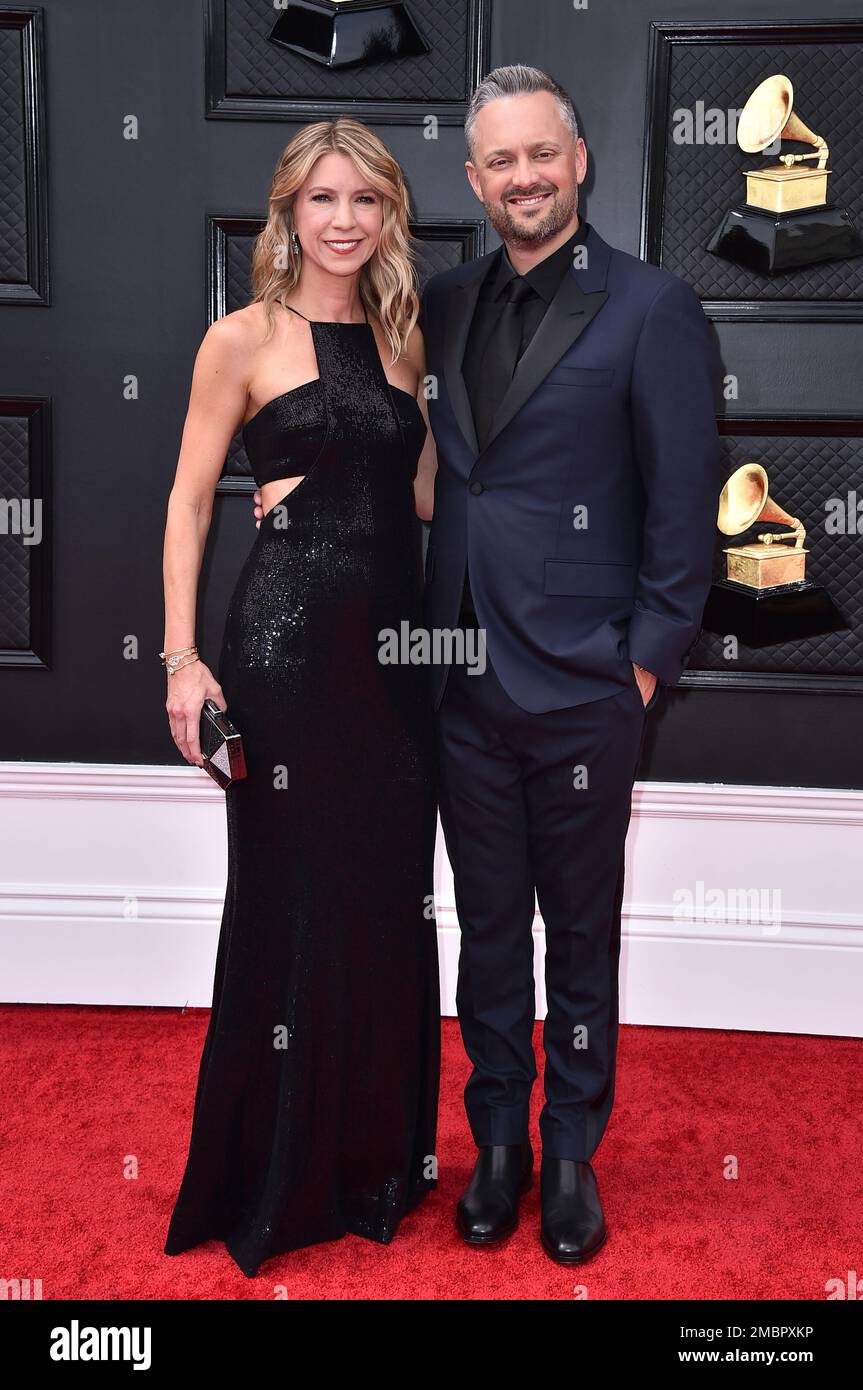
[166,661,227,767]
[253,488,263,527]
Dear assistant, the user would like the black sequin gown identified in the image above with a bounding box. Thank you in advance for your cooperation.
[163,302,440,1277]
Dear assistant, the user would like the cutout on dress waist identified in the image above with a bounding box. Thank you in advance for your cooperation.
[262,476,306,519]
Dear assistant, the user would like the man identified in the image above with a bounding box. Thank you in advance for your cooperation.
[417,65,721,1263]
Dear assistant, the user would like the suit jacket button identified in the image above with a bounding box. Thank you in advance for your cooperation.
[469,481,484,495]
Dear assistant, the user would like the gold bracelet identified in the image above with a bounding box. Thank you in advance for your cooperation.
[165,654,200,677]
[160,645,197,658]
[160,645,199,675]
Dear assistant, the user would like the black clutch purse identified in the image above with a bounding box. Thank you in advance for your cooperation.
[199,698,247,789]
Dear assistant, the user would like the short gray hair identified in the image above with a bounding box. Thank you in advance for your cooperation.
[465,65,579,162]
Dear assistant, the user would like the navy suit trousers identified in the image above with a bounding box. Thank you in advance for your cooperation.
[435,635,649,1161]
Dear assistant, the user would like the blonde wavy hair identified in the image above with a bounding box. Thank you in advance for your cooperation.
[250,118,420,365]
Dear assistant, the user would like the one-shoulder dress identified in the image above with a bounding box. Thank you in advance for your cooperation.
[163,301,441,1277]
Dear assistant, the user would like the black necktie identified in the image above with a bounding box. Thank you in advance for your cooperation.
[481,276,535,447]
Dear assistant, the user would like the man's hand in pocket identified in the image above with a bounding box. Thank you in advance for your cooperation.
[632,662,657,708]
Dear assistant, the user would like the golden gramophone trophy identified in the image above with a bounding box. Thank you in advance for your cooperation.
[707,74,863,274]
[269,0,429,69]
[701,462,847,646]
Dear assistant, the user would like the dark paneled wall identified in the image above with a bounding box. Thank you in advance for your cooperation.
[1,0,861,788]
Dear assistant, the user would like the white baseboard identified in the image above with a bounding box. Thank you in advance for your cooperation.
[1,763,861,1036]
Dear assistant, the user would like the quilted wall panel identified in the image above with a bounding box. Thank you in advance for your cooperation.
[0,23,27,284]
[210,0,489,118]
[648,29,863,304]
[0,400,50,668]
[0,8,47,303]
[689,427,863,679]
[0,414,31,649]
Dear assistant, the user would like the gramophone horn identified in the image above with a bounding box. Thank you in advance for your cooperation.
[737,74,827,165]
[718,463,805,545]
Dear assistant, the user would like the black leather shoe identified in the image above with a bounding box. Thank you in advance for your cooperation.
[540,1158,608,1264]
[455,1141,534,1245]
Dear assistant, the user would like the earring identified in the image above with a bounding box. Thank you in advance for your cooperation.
[291,229,300,254]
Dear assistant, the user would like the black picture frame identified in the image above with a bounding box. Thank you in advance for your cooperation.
[205,0,491,126]
[681,414,863,695]
[0,8,49,306]
[640,20,863,323]
[0,396,52,669]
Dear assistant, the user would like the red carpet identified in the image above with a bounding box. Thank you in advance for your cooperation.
[2,1004,860,1299]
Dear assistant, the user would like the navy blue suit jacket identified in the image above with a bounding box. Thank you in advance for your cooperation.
[418,222,722,713]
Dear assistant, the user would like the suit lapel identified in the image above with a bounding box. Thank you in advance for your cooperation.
[440,223,614,465]
[442,251,497,459]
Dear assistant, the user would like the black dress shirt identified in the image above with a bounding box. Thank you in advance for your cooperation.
[459,219,590,619]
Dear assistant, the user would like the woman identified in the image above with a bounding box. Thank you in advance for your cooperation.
[161,119,440,1277]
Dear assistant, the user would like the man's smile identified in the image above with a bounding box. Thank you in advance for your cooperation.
[508,191,554,207]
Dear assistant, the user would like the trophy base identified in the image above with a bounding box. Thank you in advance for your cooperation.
[701,578,848,647]
[269,0,429,70]
[706,203,863,275]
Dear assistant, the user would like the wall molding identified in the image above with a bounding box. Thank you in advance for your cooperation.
[1,763,860,1036]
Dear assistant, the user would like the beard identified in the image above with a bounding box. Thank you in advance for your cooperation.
[485,183,578,248]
